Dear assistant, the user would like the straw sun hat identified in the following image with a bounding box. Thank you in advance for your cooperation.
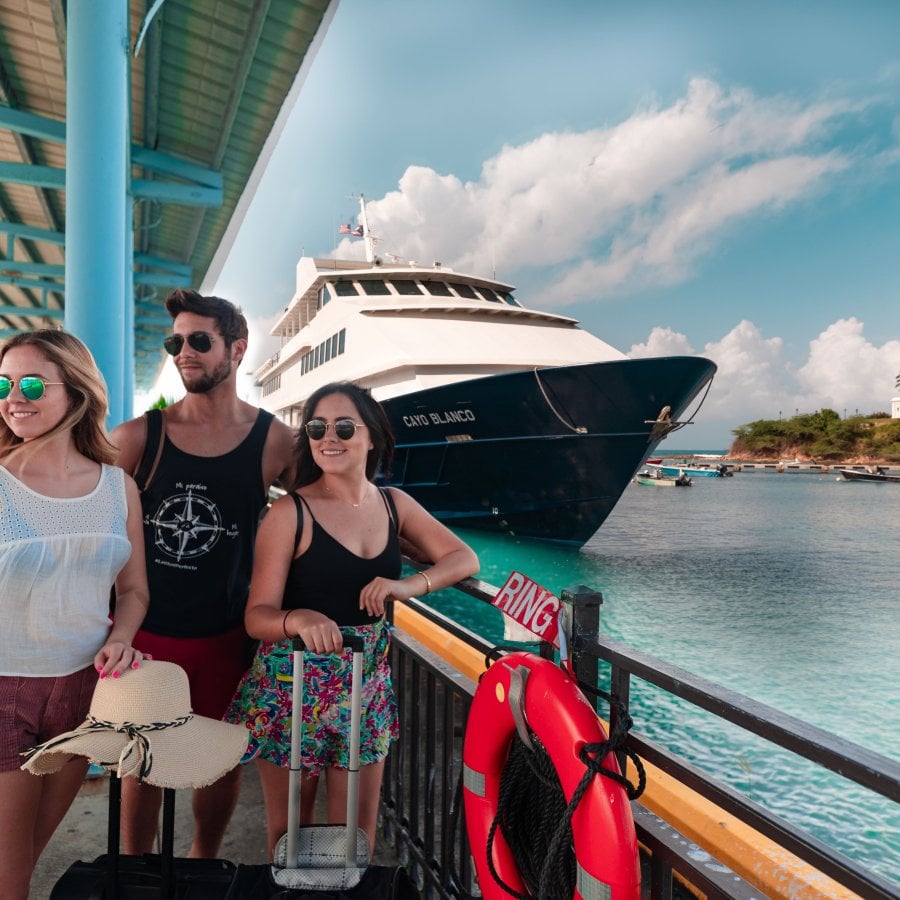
[21,660,248,789]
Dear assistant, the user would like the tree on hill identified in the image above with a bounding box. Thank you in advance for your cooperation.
[731,409,900,462]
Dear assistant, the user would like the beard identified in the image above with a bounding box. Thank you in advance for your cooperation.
[181,357,233,394]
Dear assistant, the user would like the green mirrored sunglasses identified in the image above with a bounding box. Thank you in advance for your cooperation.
[0,376,65,401]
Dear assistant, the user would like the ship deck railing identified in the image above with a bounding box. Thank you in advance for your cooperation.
[383,565,899,899]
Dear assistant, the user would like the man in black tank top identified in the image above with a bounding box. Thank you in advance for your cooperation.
[110,289,295,859]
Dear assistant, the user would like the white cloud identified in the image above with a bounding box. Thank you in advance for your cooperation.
[636,317,898,443]
[795,318,900,413]
[339,77,863,307]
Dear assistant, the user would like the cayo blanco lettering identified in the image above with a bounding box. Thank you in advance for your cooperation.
[402,409,476,428]
[491,571,560,647]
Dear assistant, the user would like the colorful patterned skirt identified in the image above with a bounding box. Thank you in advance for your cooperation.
[225,619,398,776]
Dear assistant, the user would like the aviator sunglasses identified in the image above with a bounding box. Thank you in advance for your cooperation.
[163,332,216,356]
[0,375,65,401]
[305,418,367,441]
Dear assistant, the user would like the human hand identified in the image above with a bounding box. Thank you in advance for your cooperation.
[359,576,414,616]
[94,642,145,680]
[293,610,344,654]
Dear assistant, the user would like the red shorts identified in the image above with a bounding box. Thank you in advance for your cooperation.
[132,626,249,720]
[0,666,96,772]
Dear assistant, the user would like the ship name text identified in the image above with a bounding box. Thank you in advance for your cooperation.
[402,409,476,428]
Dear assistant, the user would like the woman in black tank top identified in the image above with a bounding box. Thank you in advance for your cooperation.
[226,382,478,858]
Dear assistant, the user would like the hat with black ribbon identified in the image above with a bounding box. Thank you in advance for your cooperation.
[21,660,248,789]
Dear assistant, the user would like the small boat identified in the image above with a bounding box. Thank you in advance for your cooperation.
[635,470,692,487]
[838,467,900,483]
[647,462,731,478]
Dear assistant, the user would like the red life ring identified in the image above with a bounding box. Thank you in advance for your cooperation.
[463,652,641,899]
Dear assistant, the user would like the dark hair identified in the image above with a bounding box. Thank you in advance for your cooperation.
[292,382,395,489]
[0,329,117,465]
[164,289,248,346]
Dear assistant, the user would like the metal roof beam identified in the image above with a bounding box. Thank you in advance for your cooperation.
[132,179,222,207]
[0,261,64,278]
[0,161,221,207]
[134,253,192,277]
[0,161,64,190]
[135,271,191,287]
[0,222,65,245]
[0,105,66,142]
[0,304,64,319]
[0,105,223,189]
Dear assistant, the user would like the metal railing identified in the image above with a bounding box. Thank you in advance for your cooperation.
[379,571,900,899]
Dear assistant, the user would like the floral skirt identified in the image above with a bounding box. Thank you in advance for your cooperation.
[225,619,398,776]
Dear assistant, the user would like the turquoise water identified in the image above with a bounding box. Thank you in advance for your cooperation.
[429,468,900,887]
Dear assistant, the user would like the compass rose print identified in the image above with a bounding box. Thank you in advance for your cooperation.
[151,489,226,561]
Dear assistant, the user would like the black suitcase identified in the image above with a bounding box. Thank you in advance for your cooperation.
[224,635,417,899]
[50,774,236,899]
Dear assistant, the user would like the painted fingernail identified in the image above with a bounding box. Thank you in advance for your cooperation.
[112,671,120,679]
[132,661,139,669]
[99,672,106,679]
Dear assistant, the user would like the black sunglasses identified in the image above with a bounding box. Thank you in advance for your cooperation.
[163,332,216,356]
[305,418,367,441]
[0,375,65,401]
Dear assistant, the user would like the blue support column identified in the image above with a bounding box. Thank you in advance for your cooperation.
[65,1,130,426]
[123,191,135,420]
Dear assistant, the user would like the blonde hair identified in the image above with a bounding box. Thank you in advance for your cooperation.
[0,329,118,465]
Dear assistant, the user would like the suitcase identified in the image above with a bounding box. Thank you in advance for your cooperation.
[225,634,416,899]
[50,774,236,898]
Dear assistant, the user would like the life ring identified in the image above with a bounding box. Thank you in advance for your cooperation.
[463,651,640,899]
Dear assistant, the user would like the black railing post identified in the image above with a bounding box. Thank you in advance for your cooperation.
[559,584,603,699]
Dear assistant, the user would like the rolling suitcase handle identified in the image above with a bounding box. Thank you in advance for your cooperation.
[285,632,366,874]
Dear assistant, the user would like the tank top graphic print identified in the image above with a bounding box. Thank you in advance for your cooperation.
[140,410,273,637]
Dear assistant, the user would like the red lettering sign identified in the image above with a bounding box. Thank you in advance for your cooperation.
[492,571,561,647]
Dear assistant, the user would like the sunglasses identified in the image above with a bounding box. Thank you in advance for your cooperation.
[305,418,367,441]
[0,375,65,401]
[163,332,216,356]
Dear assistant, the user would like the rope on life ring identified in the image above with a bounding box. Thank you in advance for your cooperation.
[462,652,642,899]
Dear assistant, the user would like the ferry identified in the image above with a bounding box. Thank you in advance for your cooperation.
[254,198,717,545]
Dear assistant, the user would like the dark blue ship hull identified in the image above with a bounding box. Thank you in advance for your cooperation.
[379,356,717,545]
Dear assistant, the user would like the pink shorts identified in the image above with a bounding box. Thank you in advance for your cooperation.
[132,626,249,720]
[0,666,96,772]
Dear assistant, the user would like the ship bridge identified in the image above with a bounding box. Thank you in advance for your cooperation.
[0,0,338,424]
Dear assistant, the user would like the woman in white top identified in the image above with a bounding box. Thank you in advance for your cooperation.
[0,330,149,900]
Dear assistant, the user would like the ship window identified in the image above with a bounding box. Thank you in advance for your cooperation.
[360,279,391,295]
[390,280,423,295]
[338,328,346,354]
[476,287,502,303]
[330,333,338,357]
[421,281,452,297]
[448,282,477,299]
[324,339,332,363]
[498,291,520,307]
[333,280,358,297]
[317,286,329,309]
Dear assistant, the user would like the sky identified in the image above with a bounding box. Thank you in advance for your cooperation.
[158,0,900,449]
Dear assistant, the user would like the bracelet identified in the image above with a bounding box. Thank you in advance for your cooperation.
[282,609,292,638]
[419,570,432,595]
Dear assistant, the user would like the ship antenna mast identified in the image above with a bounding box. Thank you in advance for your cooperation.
[358,194,376,263]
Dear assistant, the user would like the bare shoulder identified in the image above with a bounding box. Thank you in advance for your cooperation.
[263,414,297,486]
[260,491,300,536]
[109,414,149,472]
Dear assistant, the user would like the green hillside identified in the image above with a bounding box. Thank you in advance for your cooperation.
[729,409,900,463]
